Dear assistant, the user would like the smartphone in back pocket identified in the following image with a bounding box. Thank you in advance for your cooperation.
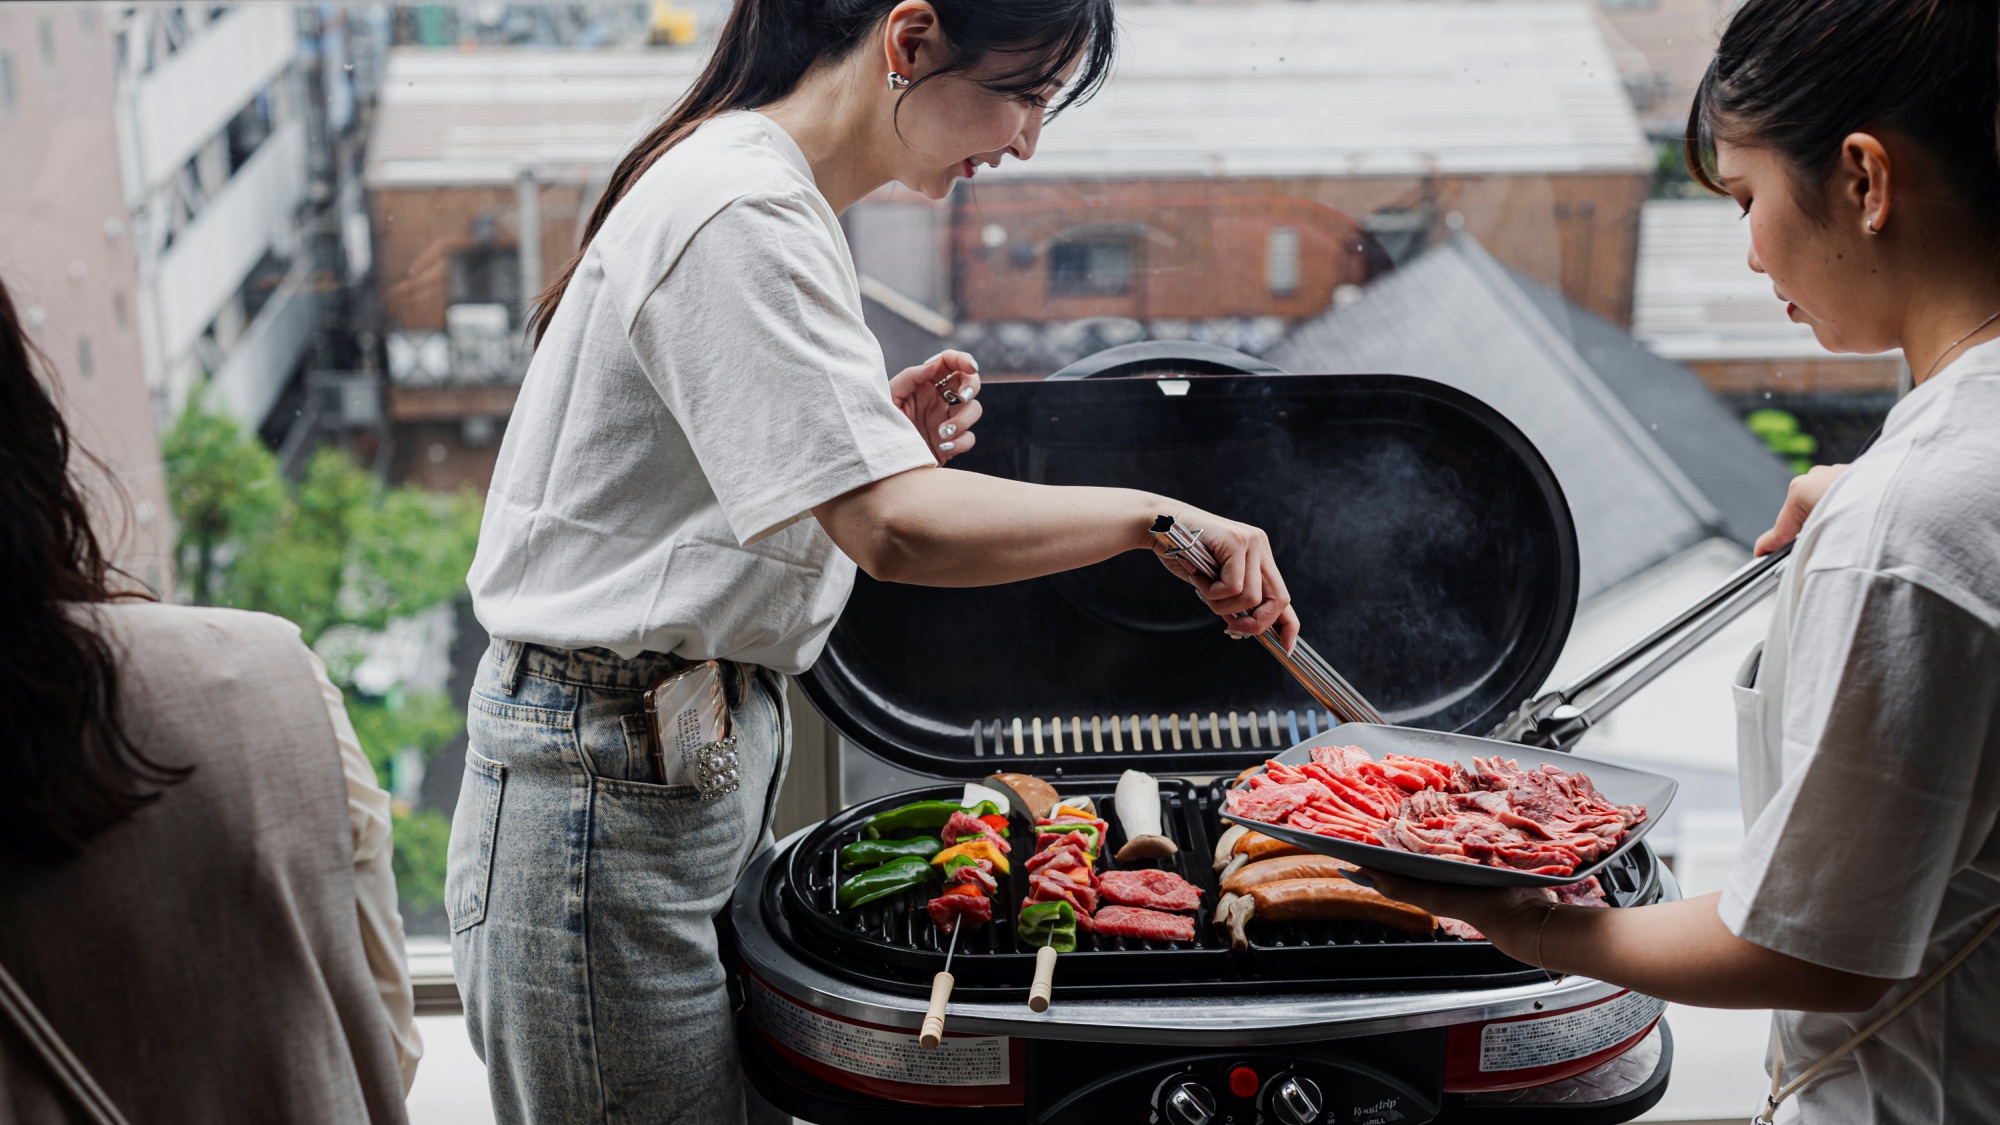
[643,660,740,798]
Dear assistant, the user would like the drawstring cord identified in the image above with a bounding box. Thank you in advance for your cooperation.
[1753,909,2000,1123]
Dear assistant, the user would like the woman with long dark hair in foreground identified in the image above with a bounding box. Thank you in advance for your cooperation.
[0,274,419,1122]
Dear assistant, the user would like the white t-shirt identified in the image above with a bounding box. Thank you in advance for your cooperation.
[1722,338,2000,1123]
[468,112,935,672]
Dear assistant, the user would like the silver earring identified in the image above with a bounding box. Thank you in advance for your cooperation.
[886,71,910,90]
[1865,218,1880,233]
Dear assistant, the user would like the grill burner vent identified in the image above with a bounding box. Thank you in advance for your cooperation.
[772,778,1659,1000]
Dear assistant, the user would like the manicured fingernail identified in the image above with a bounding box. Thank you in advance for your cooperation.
[939,423,957,438]
[938,441,956,452]
[967,357,979,372]
[960,383,977,399]
[1342,870,1376,888]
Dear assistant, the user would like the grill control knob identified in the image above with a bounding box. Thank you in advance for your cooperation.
[1161,1080,1218,1125]
[1270,1075,1324,1125]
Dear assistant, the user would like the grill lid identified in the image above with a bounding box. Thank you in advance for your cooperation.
[799,344,1580,776]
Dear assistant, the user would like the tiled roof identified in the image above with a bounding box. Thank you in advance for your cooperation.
[1269,233,1790,598]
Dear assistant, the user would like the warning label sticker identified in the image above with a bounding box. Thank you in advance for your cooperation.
[750,978,1011,1087]
[1479,991,1665,1072]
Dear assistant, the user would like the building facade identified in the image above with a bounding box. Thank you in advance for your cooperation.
[365,46,706,490]
[0,3,171,590]
[860,1,1656,377]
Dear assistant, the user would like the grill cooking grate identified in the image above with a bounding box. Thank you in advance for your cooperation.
[773,776,1660,999]
[971,711,1342,757]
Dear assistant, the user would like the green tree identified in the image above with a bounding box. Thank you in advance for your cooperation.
[161,389,285,605]
[162,384,482,916]
[1745,409,1820,476]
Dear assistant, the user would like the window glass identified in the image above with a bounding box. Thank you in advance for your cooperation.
[1047,234,1134,297]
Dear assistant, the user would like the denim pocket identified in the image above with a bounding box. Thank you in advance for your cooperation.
[446,749,507,933]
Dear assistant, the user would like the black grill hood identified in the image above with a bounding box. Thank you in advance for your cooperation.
[798,343,1579,777]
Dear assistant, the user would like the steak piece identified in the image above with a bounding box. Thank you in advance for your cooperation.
[925,893,992,934]
[1092,905,1196,943]
[1097,869,1203,912]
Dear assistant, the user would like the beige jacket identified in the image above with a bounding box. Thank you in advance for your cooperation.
[0,604,409,1124]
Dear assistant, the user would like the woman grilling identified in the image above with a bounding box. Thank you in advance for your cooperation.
[1363,1,2000,1120]
[449,2,1299,1122]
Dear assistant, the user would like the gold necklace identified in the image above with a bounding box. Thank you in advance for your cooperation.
[1921,307,2000,382]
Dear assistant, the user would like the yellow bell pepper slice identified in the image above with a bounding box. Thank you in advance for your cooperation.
[930,838,1011,875]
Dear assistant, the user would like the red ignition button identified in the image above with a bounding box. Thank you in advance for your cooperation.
[1228,1065,1260,1099]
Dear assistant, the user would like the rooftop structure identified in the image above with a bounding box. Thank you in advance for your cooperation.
[989,0,1651,182]
[1634,199,1902,395]
[365,47,705,189]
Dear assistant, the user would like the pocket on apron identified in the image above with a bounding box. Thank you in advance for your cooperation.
[1731,641,1767,763]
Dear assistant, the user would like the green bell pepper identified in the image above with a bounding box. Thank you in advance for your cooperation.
[836,856,938,910]
[1018,900,1078,953]
[838,836,943,869]
[861,799,1001,839]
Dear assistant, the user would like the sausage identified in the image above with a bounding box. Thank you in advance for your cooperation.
[1247,878,1436,934]
[1233,831,1309,863]
[1220,855,1358,897]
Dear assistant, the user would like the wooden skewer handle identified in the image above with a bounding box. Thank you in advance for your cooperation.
[919,971,954,1050]
[1027,945,1057,1013]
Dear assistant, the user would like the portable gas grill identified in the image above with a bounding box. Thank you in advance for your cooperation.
[723,344,1688,1124]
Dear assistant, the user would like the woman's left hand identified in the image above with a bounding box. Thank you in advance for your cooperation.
[889,351,983,465]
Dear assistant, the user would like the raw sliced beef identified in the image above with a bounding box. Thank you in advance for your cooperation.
[1097,869,1203,912]
[925,893,992,934]
[1228,746,1648,878]
[1092,905,1196,943]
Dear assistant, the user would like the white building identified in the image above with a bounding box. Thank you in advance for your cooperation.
[112,3,318,431]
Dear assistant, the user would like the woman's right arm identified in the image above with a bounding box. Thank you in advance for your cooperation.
[813,466,1300,649]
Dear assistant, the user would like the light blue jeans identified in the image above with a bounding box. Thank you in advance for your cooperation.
[447,639,791,1125]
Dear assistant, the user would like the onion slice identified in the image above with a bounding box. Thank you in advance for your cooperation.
[961,781,1010,817]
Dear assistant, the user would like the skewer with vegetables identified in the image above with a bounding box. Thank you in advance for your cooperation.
[836,784,1010,913]
[1019,793,1106,1011]
[840,783,1014,1048]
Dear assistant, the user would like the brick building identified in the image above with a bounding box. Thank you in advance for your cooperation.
[364,46,704,490]
[1634,199,1900,461]
[843,1,1655,376]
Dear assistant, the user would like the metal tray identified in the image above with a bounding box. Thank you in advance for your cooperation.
[1222,724,1677,888]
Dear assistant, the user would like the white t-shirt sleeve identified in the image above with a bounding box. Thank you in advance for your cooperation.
[1720,566,2000,978]
[304,649,424,1092]
[628,191,937,546]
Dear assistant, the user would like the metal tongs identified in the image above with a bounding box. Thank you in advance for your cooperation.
[1150,515,1385,725]
[1487,543,1793,750]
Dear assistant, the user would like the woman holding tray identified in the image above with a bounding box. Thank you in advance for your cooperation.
[449,1,1299,1122]
[1367,1,2000,1121]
